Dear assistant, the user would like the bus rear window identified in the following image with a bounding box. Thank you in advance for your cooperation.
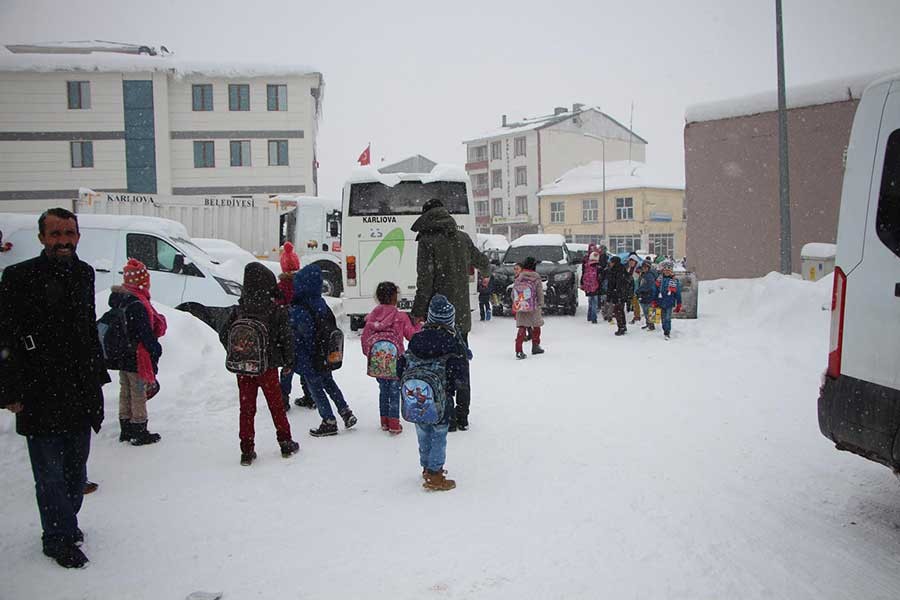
[877,129,900,258]
[348,181,469,216]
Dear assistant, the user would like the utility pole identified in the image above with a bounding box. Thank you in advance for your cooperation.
[776,0,792,274]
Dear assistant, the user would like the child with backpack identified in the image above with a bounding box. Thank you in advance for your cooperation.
[290,264,356,437]
[652,259,683,340]
[361,281,421,435]
[102,259,166,446]
[477,272,493,321]
[397,294,468,491]
[220,263,299,466]
[512,257,545,359]
[636,258,658,330]
[581,251,602,324]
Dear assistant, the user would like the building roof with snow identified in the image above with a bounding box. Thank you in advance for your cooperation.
[538,161,684,197]
[378,155,437,174]
[463,106,648,145]
[0,41,321,79]
[685,69,899,124]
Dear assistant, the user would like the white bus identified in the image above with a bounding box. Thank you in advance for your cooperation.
[341,164,477,331]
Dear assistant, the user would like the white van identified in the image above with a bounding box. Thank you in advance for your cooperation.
[0,213,243,328]
[818,72,900,470]
[341,165,477,330]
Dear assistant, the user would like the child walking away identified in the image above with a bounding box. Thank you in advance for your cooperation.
[362,281,421,434]
[512,257,545,359]
[220,263,299,465]
[398,295,468,491]
[290,264,356,437]
[652,259,683,340]
[477,272,493,321]
[637,259,658,330]
[100,259,167,446]
[606,255,632,336]
[581,250,602,323]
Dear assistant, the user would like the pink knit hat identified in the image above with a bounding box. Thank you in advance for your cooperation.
[280,242,300,273]
[123,258,150,289]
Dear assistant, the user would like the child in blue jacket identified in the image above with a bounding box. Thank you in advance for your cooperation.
[652,259,683,340]
[397,295,468,491]
[290,265,357,437]
[636,259,658,331]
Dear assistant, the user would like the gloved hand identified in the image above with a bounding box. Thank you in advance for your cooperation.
[675,304,683,313]
[650,301,658,308]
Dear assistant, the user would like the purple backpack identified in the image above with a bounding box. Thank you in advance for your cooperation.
[583,265,599,294]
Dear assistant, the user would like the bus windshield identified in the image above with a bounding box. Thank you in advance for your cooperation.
[348,181,469,216]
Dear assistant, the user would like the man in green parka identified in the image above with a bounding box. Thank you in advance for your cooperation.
[411,198,489,430]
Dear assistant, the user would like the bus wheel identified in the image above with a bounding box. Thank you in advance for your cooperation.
[319,265,342,298]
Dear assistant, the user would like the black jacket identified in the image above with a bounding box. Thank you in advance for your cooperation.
[605,263,633,304]
[106,286,163,373]
[0,252,110,435]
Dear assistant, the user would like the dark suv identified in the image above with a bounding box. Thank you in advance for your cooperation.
[490,234,579,316]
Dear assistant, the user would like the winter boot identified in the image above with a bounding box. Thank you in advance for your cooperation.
[614,329,627,336]
[43,543,88,569]
[280,439,300,458]
[423,470,456,491]
[664,332,671,340]
[380,416,390,431]
[648,323,656,331]
[309,419,338,437]
[130,422,161,446]
[388,418,403,435]
[339,408,358,429]
[294,396,315,409]
[118,419,133,443]
[83,481,98,495]
[516,351,527,360]
[531,344,545,355]
[422,467,448,480]
[240,450,257,466]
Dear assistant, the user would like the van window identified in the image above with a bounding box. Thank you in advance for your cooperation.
[127,233,182,273]
[348,181,469,216]
[877,129,900,258]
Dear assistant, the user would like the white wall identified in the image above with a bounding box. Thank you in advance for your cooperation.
[0,139,127,190]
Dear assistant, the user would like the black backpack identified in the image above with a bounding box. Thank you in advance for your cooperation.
[97,305,135,370]
[300,300,343,372]
[225,317,270,375]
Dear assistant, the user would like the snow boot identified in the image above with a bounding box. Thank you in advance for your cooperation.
[422,468,448,480]
[531,344,545,355]
[43,543,88,569]
[309,419,338,437]
[388,418,403,435]
[240,450,257,466]
[648,323,656,331]
[339,408,357,429]
[516,351,527,360]
[423,470,456,491]
[380,416,390,431]
[130,422,161,446]
[83,481,98,495]
[294,396,315,409]
[448,420,458,432]
[280,439,300,458]
[614,329,627,336]
[118,419,133,443]
[664,332,671,340]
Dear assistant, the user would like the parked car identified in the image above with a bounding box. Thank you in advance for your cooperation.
[490,234,579,316]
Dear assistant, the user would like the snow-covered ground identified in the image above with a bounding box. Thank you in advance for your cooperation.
[2,273,900,599]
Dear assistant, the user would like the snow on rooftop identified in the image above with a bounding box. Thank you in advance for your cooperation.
[538,161,684,197]
[463,107,596,143]
[685,69,899,124]
[0,43,320,79]
[800,243,837,259]
[344,163,468,187]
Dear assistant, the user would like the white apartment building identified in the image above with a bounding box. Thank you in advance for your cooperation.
[462,104,647,239]
[0,42,323,213]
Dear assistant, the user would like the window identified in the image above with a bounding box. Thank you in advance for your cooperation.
[70,141,93,168]
[514,136,526,157]
[348,181,469,216]
[469,145,488,162]
[550,201,565,223]
[472,172,488,191]
[516,195,528,215]
[608,235,641,254]
[648,233,675,257]
[616,197,634,220]
[575,235,603,245]
[492,198,504,216]
[228,84,250,111]
[192,84,213,111]
[230,141,251,167]
[267,84,288,111]
[193,141,215,168]
[876,129,900,257]
[268,140,289,166]
[582,198,599,223]
[126,234,183,273]
[66,81,91,109]
[491,169,502,189]
[491,141,502,160]
[476,200,490,217]
[515,166,527,186]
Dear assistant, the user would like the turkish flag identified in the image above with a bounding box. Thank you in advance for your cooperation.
[357,144,371,166]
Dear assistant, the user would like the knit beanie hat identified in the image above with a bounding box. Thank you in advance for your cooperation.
[523,256,538,271]
[427,294,456,328]
[122,258,150,290]
[421,198,444,213]
[280,241,300,273]
[661,259,675,271]
[588,251,600,264]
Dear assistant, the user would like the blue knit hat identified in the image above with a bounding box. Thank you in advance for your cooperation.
[427,294,456,328]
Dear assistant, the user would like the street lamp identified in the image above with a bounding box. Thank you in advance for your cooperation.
[581,132,607,243]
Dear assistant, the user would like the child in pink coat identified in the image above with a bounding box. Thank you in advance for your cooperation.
[361,281,421,434]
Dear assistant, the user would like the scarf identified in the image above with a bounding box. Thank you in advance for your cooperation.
[123,283,167,384]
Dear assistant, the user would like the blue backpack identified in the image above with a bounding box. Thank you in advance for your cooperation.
[400,353,450,425]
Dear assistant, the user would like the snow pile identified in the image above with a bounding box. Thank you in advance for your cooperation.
[801,243,837,259]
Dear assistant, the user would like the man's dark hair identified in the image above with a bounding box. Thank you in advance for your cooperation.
[38,207,79,235]
[376,281,399,304]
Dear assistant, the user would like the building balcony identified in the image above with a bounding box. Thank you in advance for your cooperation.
[465,160,488,171]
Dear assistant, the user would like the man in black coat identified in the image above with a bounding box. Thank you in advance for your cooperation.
[0,208,110,568]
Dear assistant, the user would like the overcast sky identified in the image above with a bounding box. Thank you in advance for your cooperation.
[2,0,899,199]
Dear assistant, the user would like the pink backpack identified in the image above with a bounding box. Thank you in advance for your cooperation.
[511,276,539,313]
[582,265,599,294]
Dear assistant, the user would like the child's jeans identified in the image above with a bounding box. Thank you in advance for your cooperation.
[515,326,542,353]
[640,302,653,324]
[377,377,400,419]
[587,295,599,322]
[415,422,449,472]
[479,299,491,321]
[304,370,350,421]
[661,307,674,335]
